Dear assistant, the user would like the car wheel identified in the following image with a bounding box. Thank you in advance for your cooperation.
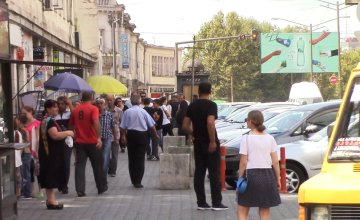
[286,164,305,193]
[225,179,237,188]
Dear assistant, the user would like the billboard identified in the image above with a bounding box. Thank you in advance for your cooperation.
[121,34,129,69]
[261,32,338,73]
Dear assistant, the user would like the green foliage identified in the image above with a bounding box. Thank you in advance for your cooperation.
[183,11,360,102]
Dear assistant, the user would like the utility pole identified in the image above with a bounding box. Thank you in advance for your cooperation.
[319,0,352,98]
[310,24,313,82]
[191,36,196,102]
[109,13,117,80]
[231,74,233,102]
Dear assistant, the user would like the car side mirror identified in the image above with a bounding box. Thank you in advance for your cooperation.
[327,125,334,138]
[244,118,247,122]
[304,125,317,135]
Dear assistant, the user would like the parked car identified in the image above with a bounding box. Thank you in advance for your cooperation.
[217,107,293,142]
[223,101,341,188]
[217,102,257,113]
[217,104,252,120]
[216,102,299,130]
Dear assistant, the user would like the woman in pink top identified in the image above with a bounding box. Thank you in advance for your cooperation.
[237,110,281,220]
[21,106,44,199]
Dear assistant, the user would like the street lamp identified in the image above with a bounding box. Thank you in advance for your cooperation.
[271,17,349,82]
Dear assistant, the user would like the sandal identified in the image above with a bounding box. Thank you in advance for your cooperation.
[37,193,44,199]
[150,156,158,161]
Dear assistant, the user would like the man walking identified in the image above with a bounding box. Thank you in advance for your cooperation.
[105,95,122,177]
[182,82,228,211]
[69,91,108,197]
[125,92,137,109]
[55,96,73,194]
[169,96,179,128]
[120,95,159,188]
[143,98,156,160]
[95,98,117,175]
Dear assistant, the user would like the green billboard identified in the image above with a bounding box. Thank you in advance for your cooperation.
[260,32,338,73]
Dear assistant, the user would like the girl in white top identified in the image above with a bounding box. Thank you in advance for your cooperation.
[159,97,174,136]
[237,110,281,220]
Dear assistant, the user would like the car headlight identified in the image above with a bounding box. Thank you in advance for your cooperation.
[311,206,329,220]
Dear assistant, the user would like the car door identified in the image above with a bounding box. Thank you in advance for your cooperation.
[305,110,338,136]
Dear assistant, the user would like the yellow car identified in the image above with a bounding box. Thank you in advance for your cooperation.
[299,69,360,220]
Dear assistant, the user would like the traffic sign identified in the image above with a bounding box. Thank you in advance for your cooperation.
[329,76,338,85]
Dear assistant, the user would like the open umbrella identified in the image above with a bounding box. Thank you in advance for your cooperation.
[85,75,128,95]
[44,72,94,93]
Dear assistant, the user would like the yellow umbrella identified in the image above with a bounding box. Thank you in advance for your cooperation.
[85,75,128,95]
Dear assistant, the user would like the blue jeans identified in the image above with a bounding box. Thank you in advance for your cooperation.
[101,139,112,172]
[147,129,158,156]
[157,129,163,152]
[21,153,31,197]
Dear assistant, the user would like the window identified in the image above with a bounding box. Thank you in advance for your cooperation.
[67,0,72,22]
[43,0,53,10]
[306,111,338,133]
[152,56,176,77]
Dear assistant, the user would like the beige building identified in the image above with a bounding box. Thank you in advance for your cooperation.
[75,0,183,96]
[6,0,97,111]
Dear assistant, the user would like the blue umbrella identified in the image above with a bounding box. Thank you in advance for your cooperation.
[44,72,95,93]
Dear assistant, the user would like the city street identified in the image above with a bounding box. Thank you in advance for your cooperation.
[18,151,299,220]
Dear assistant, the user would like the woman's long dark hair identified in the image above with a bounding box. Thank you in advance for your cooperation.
[179,100,188,120]
[42,99,57,116]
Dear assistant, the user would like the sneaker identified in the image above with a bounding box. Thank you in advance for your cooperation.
[21,196,32,200]
[197,203,212,210]
[37,193,44,199]
[109,174,116,177]
[77,191,86,197]
[121,148,125,153]
[211,204,228,211]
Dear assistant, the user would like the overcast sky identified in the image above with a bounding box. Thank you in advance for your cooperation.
[117,0,360,47]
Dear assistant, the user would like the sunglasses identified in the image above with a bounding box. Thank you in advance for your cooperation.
[141,96,146,98]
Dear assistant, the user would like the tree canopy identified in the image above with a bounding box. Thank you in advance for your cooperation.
[183,11,360,102]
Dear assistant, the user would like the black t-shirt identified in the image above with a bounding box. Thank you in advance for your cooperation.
[154,108,163,130]
[144,107,155,119]
[170,101,179,117]
[186,99,218,142]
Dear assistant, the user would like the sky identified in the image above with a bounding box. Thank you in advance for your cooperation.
[116,0,360,47]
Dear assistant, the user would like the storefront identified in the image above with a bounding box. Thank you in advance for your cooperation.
[150,87,175,99]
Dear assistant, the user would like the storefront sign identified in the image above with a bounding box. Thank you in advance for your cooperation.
[150,87,175,93]
[163,88,174,92]
[0,2,10,59]
[121,34,129,69]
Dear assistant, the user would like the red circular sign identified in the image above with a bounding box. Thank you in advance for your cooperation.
[329,76,338,85]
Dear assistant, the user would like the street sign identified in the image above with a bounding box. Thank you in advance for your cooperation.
[329,76,338,85]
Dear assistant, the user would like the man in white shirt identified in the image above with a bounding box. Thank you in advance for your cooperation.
[125,92,137,109]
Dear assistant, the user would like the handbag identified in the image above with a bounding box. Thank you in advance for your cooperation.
[236,134,249,194]
[236,169,248,194]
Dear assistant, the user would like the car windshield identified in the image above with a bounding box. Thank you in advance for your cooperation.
[217,105,228,112]
[308,124,330,142]
[264,110,312,134]
[329,79,360,161]
[218,107,237,117]
[224,108,247,121]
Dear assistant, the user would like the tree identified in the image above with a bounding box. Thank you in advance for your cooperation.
[183,11,305,102]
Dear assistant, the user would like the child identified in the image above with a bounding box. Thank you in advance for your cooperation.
[14,115,29,199]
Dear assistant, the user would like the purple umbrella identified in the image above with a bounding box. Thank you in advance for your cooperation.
[44,72,95,93]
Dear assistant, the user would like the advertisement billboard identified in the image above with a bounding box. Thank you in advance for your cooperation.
[121,34,129,69]
[260,32,338,73]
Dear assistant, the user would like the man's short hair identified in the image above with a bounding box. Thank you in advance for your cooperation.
[198,82,212,95]
[178,93,185,99]
[131,92,137,96]
[82,91,93,102]
[57,96,65,102]
[140,91,146,95]
[153,99,160,105]
[131,95,141,105]
[95,97,105,103]
[100,93,107,99]
[172,95,178,99]
[143,98,151,105]
[193,94,198,98]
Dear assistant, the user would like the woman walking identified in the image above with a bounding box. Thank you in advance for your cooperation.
[39,100,74,209]
[159,97,173,136]
[176,100,189,144]
[21,106,43,199]
[237,110,281,220]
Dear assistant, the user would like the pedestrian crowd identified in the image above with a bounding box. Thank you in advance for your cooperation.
[14,81,281,220]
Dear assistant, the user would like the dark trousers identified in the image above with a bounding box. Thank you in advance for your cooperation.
[108,141,119,175]
[193,140,222,206]
[120,131,126,149]
[59,146,72,191]
[75,143,107,192]
[162,123,174,136]
[146,129,157,156]
[127,130,147,185]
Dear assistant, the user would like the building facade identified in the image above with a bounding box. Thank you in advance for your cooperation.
[6,0,97,109]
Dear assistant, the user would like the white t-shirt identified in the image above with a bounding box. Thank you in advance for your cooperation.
[161,105,171,125]
[14,131,23,167]
[167,105,172,118]
[239,134,277,169]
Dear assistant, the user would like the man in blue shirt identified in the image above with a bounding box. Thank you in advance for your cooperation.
[120,95,159,188]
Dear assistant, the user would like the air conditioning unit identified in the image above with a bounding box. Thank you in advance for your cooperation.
[43,0,54,11]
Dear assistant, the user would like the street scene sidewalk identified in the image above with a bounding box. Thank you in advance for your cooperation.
[18,151,299,220]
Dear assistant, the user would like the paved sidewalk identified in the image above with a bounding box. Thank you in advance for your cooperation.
[18,151,299,220]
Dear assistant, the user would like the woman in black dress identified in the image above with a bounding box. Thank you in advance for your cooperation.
[39,100,74,210]
[176,100,189,144]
